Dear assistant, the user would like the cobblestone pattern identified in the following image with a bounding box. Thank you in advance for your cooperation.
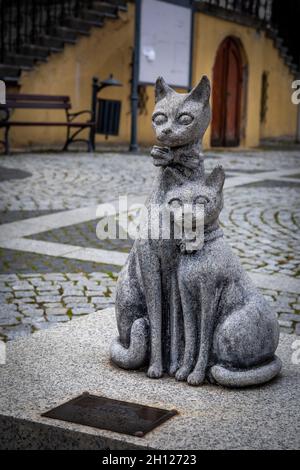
[1,150,300,210]
[0,150,300,340]
[29,220,134,252]
[0,273,299,342]
[0,272,117,341]
[0,248,121,274]
[24,181,300,278]
[0,210,59,225]
[222,182,300,278]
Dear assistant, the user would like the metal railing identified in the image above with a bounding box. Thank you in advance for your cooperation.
[0,0,94,62]
[196,0,273,24]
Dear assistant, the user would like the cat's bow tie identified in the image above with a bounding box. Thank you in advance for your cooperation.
[151,146,201,170]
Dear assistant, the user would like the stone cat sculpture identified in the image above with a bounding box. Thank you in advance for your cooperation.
[165,169,282,387]
[110,76,211,378]
[110,75,282,388]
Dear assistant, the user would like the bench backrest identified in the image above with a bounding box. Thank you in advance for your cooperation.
[2,94,71,110]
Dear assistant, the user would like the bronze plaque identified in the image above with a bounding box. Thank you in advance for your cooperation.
[42,392,177,437]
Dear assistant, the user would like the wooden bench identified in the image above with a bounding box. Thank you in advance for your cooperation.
[0,94,96,154]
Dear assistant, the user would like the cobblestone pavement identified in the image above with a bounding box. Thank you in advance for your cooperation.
[0,150,300,211]
[0,149,300,341]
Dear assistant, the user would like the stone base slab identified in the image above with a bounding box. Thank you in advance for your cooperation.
[0,309,299,450]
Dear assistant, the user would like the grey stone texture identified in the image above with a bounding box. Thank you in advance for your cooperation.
[0,272,117,341]
[0,310,299,450]
[110,77,281,388]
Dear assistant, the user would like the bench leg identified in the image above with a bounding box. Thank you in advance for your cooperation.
[63,126,94,153]
[4,126,10,154]
[63,125,71,152]
[89,126,95,152]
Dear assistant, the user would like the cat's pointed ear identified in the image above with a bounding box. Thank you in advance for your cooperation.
[187,76,211,105]
[155,76,174,103]
[206,165,225,192]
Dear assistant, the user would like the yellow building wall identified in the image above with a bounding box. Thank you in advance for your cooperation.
[260,39,298,141]
[3,7,297,150]
[8,4,135,149]
[192,13,297,148]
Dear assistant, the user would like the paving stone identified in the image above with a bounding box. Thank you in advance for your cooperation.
[11,282,34,291]
[85,289,106,296]
[36,296,61,303]
[35,285,58,291]
[278,320,293,328]
[94,303,115,310]
[19,274,41,278]
[14,291,34,298]
[65,302,91,308]
[280,326,295,334]
[90,297,108,304]
[36,289,60,295]
[20,307,44,317]
[0,284,12,292]
[45,308,68,316]
[0,316,20,326]
[0,293,13,301]
[46,315,70,323]
[1,323,32,341]
[0,304,17,314]
[22,317,46,327]
[296,324,300,336]
[30,279,53,287]
[71,307,95,315]
[62,296,88,304]
[89,273,111,280]
[43,302,64,309]
[62,289,84,296]
[0,274,18,282]
[279,313,300,323]
[12,298,35,304]
[65,274,89,281]
[43,274,67,281]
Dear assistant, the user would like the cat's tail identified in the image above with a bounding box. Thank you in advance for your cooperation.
[209,356,282,388]
[110,317,149,370]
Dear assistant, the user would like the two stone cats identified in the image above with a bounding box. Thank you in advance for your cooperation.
[110,76,281,388]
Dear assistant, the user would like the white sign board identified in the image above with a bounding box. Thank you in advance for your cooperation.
[139,0,192,88]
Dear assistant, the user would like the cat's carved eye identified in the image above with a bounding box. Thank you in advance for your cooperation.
[168,198,182,209]
[177,114,193,125]
[152,113,168,125]
[194,196,210,205]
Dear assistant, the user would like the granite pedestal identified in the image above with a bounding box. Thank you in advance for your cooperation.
[0,309,299,450]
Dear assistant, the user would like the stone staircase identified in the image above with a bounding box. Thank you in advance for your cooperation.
[0,0,128,88]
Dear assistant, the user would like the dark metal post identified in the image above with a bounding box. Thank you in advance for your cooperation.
[0,0,5,63]
[188,0,195,91]
[90,76,99,152]
[129,0,141,152]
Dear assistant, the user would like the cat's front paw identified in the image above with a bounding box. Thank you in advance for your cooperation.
[187,370,206,386]
[168,362,180,377]
[175,365,192,382]
[147,363,163,379]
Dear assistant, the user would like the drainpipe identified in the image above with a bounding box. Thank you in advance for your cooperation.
[129,0,141,152]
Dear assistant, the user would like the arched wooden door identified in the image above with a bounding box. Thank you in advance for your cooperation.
[211,37,244,147]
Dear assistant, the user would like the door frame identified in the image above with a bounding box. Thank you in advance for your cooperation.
[211,36,248,147]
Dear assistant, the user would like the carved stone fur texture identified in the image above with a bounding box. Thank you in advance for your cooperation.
[110,76,281,388]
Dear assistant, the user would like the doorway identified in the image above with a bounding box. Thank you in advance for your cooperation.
[211,37,246,147]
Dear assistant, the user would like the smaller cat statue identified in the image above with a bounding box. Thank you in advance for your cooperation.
[165,166,282,387]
